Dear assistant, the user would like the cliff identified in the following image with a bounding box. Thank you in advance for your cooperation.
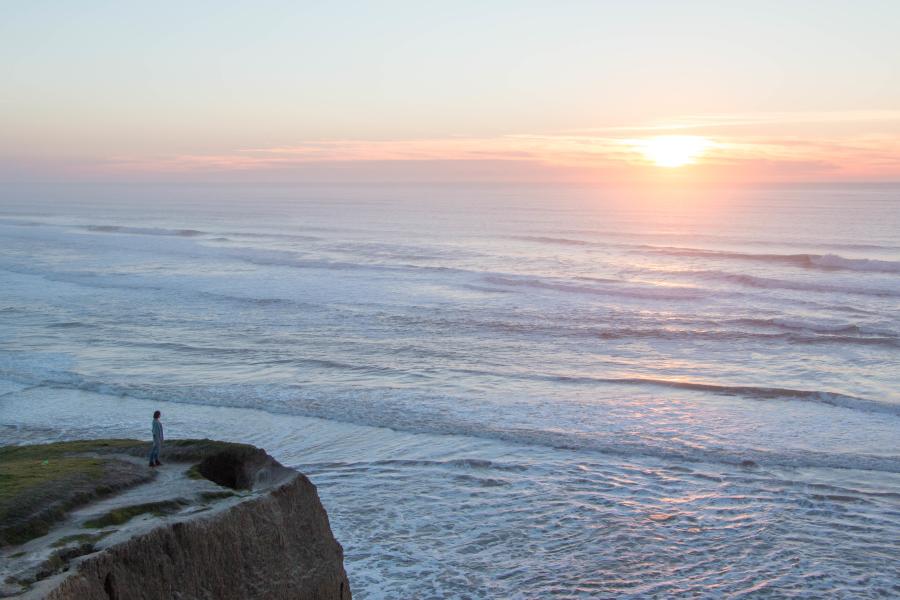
[0,440,351,600]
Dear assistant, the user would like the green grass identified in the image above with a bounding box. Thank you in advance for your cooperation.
[199,490,235,502]
[0,439,144,463]
[0,438,263,546]
[0,457,105,505]
[0,439,146,508]
[50,531,114,548]
[83,499,188,528]
[0,440,150,546]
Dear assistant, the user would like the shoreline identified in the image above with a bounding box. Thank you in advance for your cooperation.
[2,379,899,476]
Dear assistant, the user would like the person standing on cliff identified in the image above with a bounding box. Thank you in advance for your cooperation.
[149,410,164,467]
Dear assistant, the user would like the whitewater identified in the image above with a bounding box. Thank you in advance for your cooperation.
[1,182,898,598]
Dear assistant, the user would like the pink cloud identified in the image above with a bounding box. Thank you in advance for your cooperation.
[6,111,899,183]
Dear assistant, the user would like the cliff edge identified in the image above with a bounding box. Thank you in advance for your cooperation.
[0,439,351,600]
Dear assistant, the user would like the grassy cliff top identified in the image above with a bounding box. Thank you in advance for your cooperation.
[0,438,261,547]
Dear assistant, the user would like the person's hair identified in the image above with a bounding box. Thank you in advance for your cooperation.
[153,410,161,419]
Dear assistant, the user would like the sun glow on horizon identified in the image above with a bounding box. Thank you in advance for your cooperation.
[636,136,711,168]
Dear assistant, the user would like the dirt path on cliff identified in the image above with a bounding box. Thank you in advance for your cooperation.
[1,455,245,597]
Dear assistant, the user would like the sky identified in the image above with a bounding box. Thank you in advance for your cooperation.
[2,0,899,183]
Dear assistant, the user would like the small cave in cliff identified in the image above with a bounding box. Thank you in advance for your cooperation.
[196,448,260,490]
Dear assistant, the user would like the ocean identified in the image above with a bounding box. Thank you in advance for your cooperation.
[1,182,898,598]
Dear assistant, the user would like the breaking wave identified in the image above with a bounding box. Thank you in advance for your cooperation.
[729,316,897,338]
[509,235,593,246]
[686,270,900,297]
[85,224,207,237]
[641,246,900,274]
[2,372,898,474]
[483,274,705,300]
[547,376,900,417]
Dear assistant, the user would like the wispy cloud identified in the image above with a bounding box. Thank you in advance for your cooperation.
[66,111,900,182]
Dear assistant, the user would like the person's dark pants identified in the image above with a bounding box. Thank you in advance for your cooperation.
[149,442,161,465]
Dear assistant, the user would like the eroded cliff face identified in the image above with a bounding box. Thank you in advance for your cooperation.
[11,443,351,600]
[46,474,350,600]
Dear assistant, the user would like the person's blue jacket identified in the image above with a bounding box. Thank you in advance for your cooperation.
[152,419,164,444]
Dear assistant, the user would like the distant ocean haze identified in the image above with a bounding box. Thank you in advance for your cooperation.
[1,182,898,597]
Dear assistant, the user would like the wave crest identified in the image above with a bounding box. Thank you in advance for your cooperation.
[640,246,900,274]
[483,275,704,301]
[85,225,206,237]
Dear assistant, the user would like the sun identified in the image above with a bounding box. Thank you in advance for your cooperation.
[636,136,711,168]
